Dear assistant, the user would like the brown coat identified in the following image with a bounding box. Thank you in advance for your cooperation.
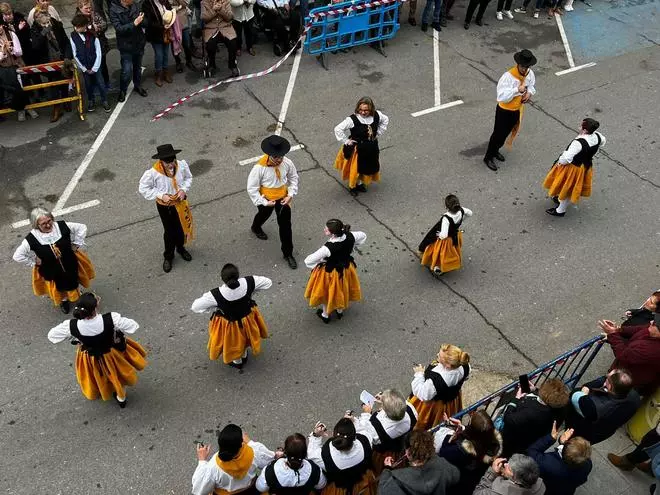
[201,0,235,42]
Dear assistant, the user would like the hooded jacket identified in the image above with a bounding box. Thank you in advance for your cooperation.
[473,467,546,495]
[378,456,460,495]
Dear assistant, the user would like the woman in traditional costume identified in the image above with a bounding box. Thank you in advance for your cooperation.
[356,389,418,476]
[543,118,606,217]
[191,263,271,369]
[307,417,377,495]
[334,97,389,196]
[13,208,95,313]
[410,343,470,431]
[304,219,366,324]
[256,433,327,494]
[419,194,472,277]
[47,292,147,407]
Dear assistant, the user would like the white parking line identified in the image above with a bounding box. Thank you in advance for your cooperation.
[411,100,465,117]
[554,14,596,76]
[238,144,306,166]
[11,200,101,229]
[275,47,303,136]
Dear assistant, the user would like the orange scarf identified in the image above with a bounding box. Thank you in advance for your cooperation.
[215,444,255,479]
[499,66,526,148]
[152,161,194,244]
[256,155,288,201]
[258,155,282,180]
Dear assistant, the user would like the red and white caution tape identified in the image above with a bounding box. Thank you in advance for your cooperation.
[18,62,64,74]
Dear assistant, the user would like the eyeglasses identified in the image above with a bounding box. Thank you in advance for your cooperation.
[37,218,53,228]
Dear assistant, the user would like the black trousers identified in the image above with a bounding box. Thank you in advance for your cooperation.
[206,33,238,69]
[626,428,660,464]
[251,201,293,256]
[233,19,254,50]
[157,203,185,260]
[497,0,513,10]
[465,0,491,23]
[485,105,520,160]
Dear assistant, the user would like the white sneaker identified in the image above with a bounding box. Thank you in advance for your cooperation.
[564,4,573,10]
[533,10,539,17]
[496,11,503,19]
[504,9,514,18]
[27,109,39,119]
[17,110,26,122]
[514,7,527,13]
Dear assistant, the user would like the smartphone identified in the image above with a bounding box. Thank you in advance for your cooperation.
[518,374,531,394]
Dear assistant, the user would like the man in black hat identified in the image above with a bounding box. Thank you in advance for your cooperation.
[247,135,299,269]
[139,144,194,272]
[483,49,537,171]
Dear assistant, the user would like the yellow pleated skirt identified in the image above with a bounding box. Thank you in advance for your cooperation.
[543,163,593,204]
[31,250,96,306]
[75,337,147,401]
[304,264,362,315]
[208,307,269,363]
[409,393,463,431]
[334,147,381,189]
[420,232,463,274]
[321,470,377,495]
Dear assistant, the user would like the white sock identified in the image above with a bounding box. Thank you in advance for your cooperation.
[116,395,126,402]
[321,305,329,318]
[556,199,570,214]
[233,358,243,364]
[336,309,343,314]
[242,348,249,359]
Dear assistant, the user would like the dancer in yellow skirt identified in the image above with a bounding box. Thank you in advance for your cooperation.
[543,117,606,217]
[334,97,389,196]
[410,343,470,431]
[191,263,271,369]
[47,292,146,408]
[419,195,473,277]
[307,417,378,495]
[304,219,367,324]
[13,208,95,314]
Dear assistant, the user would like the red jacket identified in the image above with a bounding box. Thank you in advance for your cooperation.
[608,324,660,395]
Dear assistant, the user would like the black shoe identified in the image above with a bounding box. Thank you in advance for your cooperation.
[176,62,184,73]
[284,255,298,269]
[335,310,344,320]
[163,259,173,272]
[408,17,417,25]
[242,353,249,366]
[178,248,192,261]
[494,152,506,162]
[118,91,126,102]
[464,21,470,29]
[432,267,444,278]
[355,183,367,192]
[440,18,448,26]
[228,360,244,370]
[273,44,283,57]
[483,157,498,171]
[251,227,268,240]
[135,87,148,97]
[545,208,565,217]
[421,23,428,31]
[113,393,127,408]
[475,18,484,25]
[316,309,330,324]
[551,196,560,205]
[60,300,71,314]
[432,22,441,31]
[230,67,240,78]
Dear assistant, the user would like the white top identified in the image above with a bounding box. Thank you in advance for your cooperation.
[334,111,389,144]
[558,132,606,165]
[138,160,193,201]
[70,33,102,73]
[191,441,275,495]
[411,364,470,401]
[304,232,367,269]
[496,69,537,103]
[0,31,22,62]
[432,426,458,453]
[436,208,473,240]
[230,0,255,21]
[191,276,273,313]
[255,458,327,492]
[307,428,372,471]
[356,402,418,446]
[13,222,88,267]
[255,0,287,8]
[246,157,299,206]
[47,313,139,343]
[27,5,62,26]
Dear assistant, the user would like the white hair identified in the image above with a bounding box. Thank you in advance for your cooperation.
[381,389,407,421]
[30,207,53,229]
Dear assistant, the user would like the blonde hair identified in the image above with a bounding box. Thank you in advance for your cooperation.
[380,389,407,421]
[77,0,92,9]
[0,3,13,15]
[354,96,375,116]
[439,344,470,369]
[563,437,591,467]
[538,378,570,409]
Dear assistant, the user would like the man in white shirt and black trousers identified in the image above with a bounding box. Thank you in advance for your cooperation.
[247,135,299,269]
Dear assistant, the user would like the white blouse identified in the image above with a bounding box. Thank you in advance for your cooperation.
[334,111,389,144]
[496,69,537,103]
[356,402,418,446]
[558,132,606,165]
[191,441,275,495]
[436,208,473,240]
[13,222,88,267]
[255,458,327,492]
[307,433,371,472]
[304,232,367,269]
[246,157,299,207]
[138,160,193,201]
[47,313,139,343]
[411,364,470,401]
[190,276,272,313]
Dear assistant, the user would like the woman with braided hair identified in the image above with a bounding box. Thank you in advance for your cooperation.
[304,219,367,324]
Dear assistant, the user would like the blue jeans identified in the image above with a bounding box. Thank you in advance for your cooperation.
[152,42,169,71]
[83,70,108,104]
[422,0,443,23]
[119,50,144,93]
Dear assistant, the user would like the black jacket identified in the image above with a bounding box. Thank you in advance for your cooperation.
[30,19,71,64]
[141,0,172,43]
[3,12,36,64]
[526,434,592,495]
[109,1,146,53]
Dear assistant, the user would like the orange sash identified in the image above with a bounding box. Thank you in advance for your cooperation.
[152,161,194,244]
[499,66,526,148]
[257,156,288,201]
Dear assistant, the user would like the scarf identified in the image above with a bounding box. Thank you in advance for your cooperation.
[152,160,194,244]
[499,66,526,148]
[215,444,255,479]
[256,155,288,201]
[257,155,281,180]
[171,15,183,55]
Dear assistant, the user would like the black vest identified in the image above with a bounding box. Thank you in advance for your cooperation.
[423,365,470,401]
[263,459,321,495]
[348,113,380,143]
[348,113,381,176]
[370,406,417,452]
[210,277,257,326]
[321,434,372,490]
[70,31,97,70]
[418,209,465,252]
[568,134,601,168]
[26,221,79,290]
[70,313,115,357]
[323,233,356,273]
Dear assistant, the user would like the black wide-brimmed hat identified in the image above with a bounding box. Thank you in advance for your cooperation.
[152,144,182,160]
[513,49,537,68]
[261,135,291,157]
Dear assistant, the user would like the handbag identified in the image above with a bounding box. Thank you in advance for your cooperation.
[343,143,355,160]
